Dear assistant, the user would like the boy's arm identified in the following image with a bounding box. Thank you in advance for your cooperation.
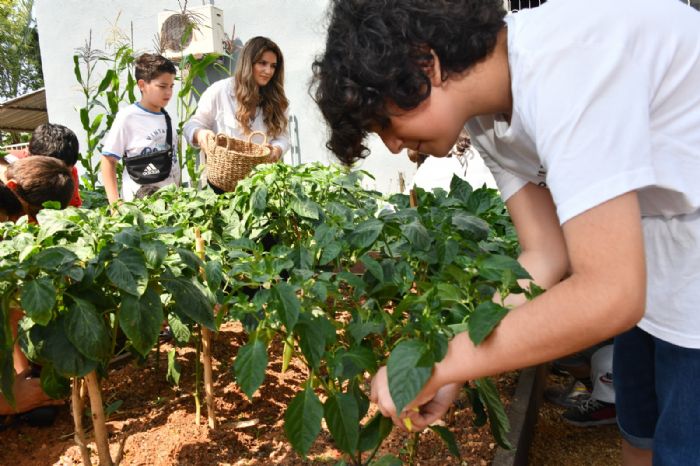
[374,189,646,428]
[433,188,645,375]
[100,155,120,205]
[500,183,569,308]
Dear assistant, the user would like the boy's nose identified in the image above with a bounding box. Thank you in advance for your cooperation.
[379,132,403,154]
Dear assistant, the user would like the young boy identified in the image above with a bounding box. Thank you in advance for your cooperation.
[0,155,74,221]
[313,0,700,464]
[101,53,179,204]
[6,123,82,207]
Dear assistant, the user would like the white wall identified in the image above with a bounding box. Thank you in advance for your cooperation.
[36,0,494,193]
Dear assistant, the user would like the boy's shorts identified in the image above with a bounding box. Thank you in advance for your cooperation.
[614,326,700,464]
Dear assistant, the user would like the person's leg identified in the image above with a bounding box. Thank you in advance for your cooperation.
[622,440,652,466]
[614,327,655,464]
[652,337,700,465]
[10,308,29,374]
[590,344,615,404]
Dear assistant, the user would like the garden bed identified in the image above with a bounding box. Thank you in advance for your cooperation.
[0,321,519,466]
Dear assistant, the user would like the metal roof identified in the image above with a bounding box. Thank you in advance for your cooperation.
[0,88,48,132]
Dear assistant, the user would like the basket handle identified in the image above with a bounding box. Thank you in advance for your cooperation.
[247,131,268,146]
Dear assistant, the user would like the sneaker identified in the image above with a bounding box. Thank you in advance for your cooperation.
[544,379,591,409]
[562,398,617,427]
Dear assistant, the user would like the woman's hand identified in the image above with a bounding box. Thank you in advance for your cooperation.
[195,129,216,149]
[266,144,283,162]
[370,366,460,432]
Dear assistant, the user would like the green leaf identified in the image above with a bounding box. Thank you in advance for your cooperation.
[348,219,384,248]
[358,413,393,453]
[204,260,223,291]
[177,248,203,272]
[234,338,268,400]
[284,384,323,455]
[336,346,377,380]
[119,287,163,357]
[290,198,320,220]
[360,253,384,282]
[480,254,531,281]
[141,240,168,268]
[319,242,342,265]
[64,298,111,361]
[20,278,56,325]
[33,318,97,377]
[273,283,300,332]
[451,212,490,240]
[475,377,512,449]
[401,219,431,251]
[348,321,384,343]
[107,256,138,296]
[324,392,359,455]
[40,365,71,400]
[387,340,433,413]
[468,302,509,345]
[296,314,335,370]
[32,247,78,270]
[163,277,215,330]
[371,455,403,466]
[167,349,181,385]
[430,425,462,459]
[251,185,268,213]
[168,314,191,346]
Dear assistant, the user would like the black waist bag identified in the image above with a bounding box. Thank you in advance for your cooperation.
[123,109,173,185]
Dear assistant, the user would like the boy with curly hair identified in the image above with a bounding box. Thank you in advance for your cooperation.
[312,0,700,463]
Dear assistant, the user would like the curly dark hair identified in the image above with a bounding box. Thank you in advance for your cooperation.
[312,0,506,165]
[28,123,80,166]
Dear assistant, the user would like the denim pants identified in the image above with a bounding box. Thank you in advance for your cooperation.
[614,326,700,465]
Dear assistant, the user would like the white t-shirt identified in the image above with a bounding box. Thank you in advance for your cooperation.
[466,0,700,348]
[102,103,180,201]
[183,78,290,153]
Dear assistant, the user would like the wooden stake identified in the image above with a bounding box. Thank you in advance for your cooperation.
[195,228,217,429]
[84,371,114,466]
[409,188,418,208]
[71,378,92,466]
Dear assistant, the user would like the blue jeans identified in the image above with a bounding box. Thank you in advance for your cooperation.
[614,326,700,465]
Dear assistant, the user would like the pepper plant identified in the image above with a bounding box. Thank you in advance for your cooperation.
[0,162,534,466]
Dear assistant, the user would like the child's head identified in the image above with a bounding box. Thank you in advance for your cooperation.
[234,36,288,138]
[28,123,80,167]
[135,53,176,111]
[312,0,505,165]
[3,156,74,217]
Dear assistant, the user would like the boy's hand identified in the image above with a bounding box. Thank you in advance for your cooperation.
[370,366,458,432]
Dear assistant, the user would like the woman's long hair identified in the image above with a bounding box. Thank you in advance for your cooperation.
[234,36,289,138]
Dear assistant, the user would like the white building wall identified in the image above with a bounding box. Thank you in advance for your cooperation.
[35,0,495,193]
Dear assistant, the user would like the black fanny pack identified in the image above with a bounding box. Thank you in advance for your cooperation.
[123,109,173,185]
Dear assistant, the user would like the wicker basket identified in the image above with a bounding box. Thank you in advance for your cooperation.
[204,131,272,192]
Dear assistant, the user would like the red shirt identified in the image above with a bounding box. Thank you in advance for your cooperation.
[8,149,82,208]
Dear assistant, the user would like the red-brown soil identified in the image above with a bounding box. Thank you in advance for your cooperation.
[0,322,518,466]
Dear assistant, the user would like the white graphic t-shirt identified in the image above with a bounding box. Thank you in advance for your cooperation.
[102,103,180,201]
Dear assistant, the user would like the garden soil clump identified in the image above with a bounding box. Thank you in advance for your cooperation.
[0,322,518,466]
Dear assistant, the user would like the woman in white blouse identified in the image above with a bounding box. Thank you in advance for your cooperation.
[184,36,290,192]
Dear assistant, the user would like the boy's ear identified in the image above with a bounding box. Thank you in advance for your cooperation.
[417,49,444,88]
[137,78,146,92]
[427,49,444,87]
